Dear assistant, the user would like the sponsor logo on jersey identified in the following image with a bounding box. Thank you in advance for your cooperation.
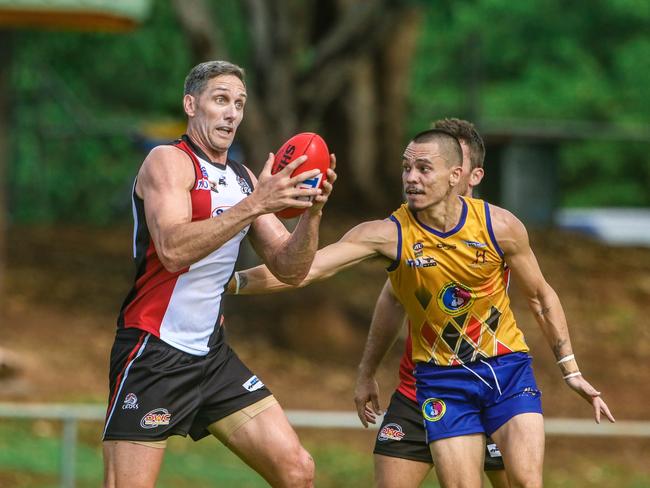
[487,442,502,458]
[406,256,437,268]
[140,408,171,429]
[242,375,265,392]
[122,393,139,410]
[200,167,209,178]
[377,423,406,442]
[437,282,475,316]
[196,178,211,191]
[436,243,456,250]
[208,176,229,193]
[464,240,487,248]
[422,398,446,422]
[237,176,252,195]
[212,205,232,217]
[413,242,424,257]
[208,178,220,193]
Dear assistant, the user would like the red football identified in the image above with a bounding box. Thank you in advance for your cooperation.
[271,132,330,219]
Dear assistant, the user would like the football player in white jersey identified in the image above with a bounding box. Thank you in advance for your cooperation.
[102,60,336,488]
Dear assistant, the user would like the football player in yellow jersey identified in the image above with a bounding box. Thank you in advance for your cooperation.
[355,118,511,488]
[230,129,614,487]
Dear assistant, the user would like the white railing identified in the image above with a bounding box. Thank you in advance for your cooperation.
[1,402,648,488]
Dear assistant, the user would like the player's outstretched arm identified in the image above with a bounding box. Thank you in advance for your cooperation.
[229,219,398,295]
[245,154,336,285]
[492,205,615,424]
[354,279,406,428]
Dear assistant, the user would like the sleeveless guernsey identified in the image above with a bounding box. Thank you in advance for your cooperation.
[396,267,511,402]
[388,197,527,367]
[117,135,254,356]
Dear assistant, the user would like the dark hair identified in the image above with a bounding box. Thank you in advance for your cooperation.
[410,129,463,168]
[183,61,246,96]
[433,118,485,169]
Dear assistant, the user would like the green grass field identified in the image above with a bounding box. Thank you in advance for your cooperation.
[1,420,650,487]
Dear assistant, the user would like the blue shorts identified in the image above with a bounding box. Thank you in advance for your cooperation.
[415,352,542,443]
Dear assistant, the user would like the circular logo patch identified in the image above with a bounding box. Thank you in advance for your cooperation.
[437,282,475,316]
[422,398,446,422]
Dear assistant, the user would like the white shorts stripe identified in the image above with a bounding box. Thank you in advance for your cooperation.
[102,334,150,439]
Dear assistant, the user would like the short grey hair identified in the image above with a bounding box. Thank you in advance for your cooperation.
[183,61,246,96]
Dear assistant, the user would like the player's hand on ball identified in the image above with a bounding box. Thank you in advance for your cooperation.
[309,153,337,216]
[252,153,321,215]
[565,374,615,424]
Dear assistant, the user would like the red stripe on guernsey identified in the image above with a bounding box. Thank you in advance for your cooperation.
[175,139,213,221]
[503,265,511,291]
[397,322,417,402]
[496,339,513,355]
[421,321,438,347]
[121,140,212,336]
[104,331,146,422]
[466,316,482,345]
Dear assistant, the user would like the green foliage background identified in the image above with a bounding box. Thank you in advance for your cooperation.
[7,0,650,223]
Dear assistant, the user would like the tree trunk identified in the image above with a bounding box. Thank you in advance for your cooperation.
[346,57,380,203]
[0,32,10,311]
[171,0,422,211]
[376,6,423,211]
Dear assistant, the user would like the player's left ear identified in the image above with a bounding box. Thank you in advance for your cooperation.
[470,167,484,186]
[449,165,463,187]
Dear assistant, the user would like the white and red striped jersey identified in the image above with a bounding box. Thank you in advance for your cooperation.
[117,135,254,356]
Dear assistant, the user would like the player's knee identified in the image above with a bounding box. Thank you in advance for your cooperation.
[280,447,315,487]
[507,470,542,488]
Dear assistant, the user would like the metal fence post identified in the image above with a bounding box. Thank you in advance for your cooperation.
[61,416,78,488]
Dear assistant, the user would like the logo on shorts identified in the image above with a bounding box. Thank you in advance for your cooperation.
[140,408,172,429]
[487,442,502,458]
[242,375,265,392]
[422,398,446,422]
[122,393,139,410]
[437,282,474,316]
[377,423,406,442]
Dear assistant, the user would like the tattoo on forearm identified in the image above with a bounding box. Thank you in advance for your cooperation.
[552,339,567,359]
[239,273,248,290]
[537,306,551,317]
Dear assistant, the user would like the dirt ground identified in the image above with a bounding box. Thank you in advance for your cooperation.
[2,223,650,476]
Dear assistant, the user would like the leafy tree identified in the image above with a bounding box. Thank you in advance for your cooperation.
[5,0,650,225]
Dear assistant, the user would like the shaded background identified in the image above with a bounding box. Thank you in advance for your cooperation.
[1,0,650,486]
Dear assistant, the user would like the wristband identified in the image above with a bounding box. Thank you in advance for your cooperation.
[556,354,575,365]
[563,371,582,380]
[234,272,241,295]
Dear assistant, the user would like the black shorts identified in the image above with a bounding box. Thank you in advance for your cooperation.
[373,391,505,471]
[102,327,272,442]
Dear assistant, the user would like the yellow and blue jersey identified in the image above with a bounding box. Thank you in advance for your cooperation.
[387,197,528,366]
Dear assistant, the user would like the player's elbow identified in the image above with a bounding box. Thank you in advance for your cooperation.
[159,256,186,273]
[157,244,187,273]
[275,270,308,287]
